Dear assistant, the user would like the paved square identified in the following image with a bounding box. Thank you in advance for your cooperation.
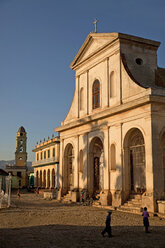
[0,192,165,248]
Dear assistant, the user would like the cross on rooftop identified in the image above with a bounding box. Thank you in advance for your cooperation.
[93,18,98,33]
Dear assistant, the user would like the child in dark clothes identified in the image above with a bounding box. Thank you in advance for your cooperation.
[142,207,150,233]
[101,211,113,238]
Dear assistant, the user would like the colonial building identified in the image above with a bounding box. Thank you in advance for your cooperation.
[32,136,60,190]
[55,32,165,212]
[6,126,28,188]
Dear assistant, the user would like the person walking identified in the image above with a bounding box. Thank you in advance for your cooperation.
[35,187,39,196]
[142,207,150,233]
[17,188,21,199]
[101,210,113,238]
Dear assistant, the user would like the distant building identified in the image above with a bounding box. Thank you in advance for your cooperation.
[32,136,60,189]
[6,126,28,188]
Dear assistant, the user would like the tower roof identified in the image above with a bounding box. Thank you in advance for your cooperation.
[18,126,26,133]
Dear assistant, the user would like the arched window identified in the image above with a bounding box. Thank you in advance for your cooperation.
[79,150,83,173]
[92,80,100,109]
[53,148,55,157]
[80,87,84,111]
[110,71,116,98]
[110,144,116,170]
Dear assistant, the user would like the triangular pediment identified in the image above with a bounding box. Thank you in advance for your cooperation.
[70,33,119,69]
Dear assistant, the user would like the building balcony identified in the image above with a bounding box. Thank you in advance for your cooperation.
[32,157,58,167]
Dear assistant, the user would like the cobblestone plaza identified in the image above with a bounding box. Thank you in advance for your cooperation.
[0,192,165,248]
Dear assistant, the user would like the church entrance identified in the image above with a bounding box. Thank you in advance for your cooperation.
[124,128,146,194]
[89,137,104,195]
[64,144,74,194]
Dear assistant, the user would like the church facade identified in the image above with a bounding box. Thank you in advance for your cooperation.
[55,32,165,212]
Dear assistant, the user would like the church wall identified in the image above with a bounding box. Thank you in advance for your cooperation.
[121,42,157,87]
[63,77,78,123]
[78,133,88,189]
[109,124,122,206]
[59,101,157,208]
[55,33,165,211]
[88,60,106,113]
[75,41,120,76]
[121,59,150,104]
[150,103,165,203]
[109,52,121,107]
[63,41,120,124]
[79,72,88,117]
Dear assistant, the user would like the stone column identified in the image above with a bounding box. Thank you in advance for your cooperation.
[103,126,109,190]
[40,170,43,188]
[83,132,88,190]
[59,138,64,196]
[100,126,110,205]
[50,169,52,188]
[142,116,155,212]
[46,170,48,188]
[75,76,79,118]
[87,71,89,115]
[110,123,123,207]
[74,135,79,189]
[106,57,110,107]
[56,163,59,189]
[150,116,164,210]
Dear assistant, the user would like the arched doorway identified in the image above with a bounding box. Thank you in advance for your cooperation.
[47,169,50,188]
[43,170,46,188]
[89,137,104,194]
[124,128,146,193]
[52,168,55,188]
[64,143,74,193]
[40,170,42,187]
[160,131,165,191]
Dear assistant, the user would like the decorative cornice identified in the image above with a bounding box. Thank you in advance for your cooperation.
[55,94,165,133]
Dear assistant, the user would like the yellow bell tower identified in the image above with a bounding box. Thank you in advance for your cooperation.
[15,126,27,167]
[6,126,28,188]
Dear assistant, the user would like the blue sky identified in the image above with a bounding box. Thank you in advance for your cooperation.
[0,0,165,161]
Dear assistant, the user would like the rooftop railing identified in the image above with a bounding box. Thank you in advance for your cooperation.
[32,157,58,167]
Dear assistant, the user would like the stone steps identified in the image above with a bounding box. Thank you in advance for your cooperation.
[61,191,72,203]
[118,194,143,213]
